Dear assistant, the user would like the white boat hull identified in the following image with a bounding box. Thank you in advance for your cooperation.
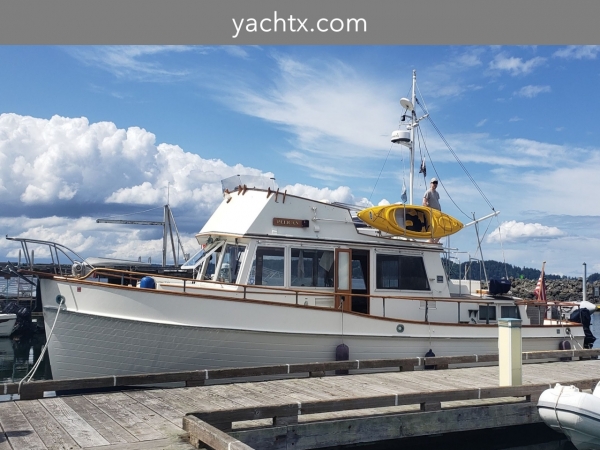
[0,314,17,338]
[41,279,585,380]
[538,383,600,450]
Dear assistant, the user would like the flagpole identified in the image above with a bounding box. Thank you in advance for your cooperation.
[534,261,546,302]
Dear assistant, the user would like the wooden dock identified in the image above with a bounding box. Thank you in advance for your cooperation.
[0,351,597,450]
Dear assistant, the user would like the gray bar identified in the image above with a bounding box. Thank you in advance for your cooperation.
[1,0,600,44]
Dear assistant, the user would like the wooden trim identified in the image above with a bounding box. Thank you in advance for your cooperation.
[334,248,352,311]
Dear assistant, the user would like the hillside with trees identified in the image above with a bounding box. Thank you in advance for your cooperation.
[441,258,594,281]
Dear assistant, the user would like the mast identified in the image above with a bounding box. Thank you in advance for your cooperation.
[409,70,416,204]
[392,70,425,205]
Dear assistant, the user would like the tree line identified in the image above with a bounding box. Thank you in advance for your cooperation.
[441,258,600,281]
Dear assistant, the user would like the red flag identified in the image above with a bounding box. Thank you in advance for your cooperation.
[534,261,547,302]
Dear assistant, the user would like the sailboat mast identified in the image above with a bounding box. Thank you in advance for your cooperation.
[409,70,416,204]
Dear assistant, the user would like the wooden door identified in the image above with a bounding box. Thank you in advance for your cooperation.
[334,248,352,312]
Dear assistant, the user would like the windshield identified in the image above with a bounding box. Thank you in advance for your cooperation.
[181,240,222,269]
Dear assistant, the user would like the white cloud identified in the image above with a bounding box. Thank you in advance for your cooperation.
[553,46,600,60]
[0,113,271,213]
[487,220,565,243]
[67,46,196,80]
[476,119,487,127]
[514,85,551,98]
[0,112,382,263]
[489,53,545,75]
[283,183,370,207]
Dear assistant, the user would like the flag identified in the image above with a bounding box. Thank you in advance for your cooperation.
[419,159,426,177]
[534,261,547,302]
[401,181,407,203]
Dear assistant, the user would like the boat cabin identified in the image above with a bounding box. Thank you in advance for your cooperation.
[172,187,528,326]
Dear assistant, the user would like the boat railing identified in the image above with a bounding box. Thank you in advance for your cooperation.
[5,236,93,276]
[33,266,583,327]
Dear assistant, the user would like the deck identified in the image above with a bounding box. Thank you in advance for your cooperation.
[0,351,597,450]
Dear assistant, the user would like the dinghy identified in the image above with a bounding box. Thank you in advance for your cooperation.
[357,204,464,239]
[537,382,600,450]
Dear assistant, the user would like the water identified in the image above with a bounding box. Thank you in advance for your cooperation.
[0,334,51,384]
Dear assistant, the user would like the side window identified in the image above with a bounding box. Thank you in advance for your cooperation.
[352,259,366,290]
[217,244,247,283]
[500,305,520,319]
[376,254,430,290]
[248,247,285,286]
[479,305,497,321]
[291,249,334,287]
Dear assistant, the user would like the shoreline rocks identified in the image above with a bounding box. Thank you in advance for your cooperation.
[504,277,600,303]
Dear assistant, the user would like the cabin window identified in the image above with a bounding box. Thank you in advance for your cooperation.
[248,247,285,286]
[375,254,430,290]
[500,305,520,319]
[194,240,226,280]
[479,305,497,321]
[216,244,247,283]
[291,249,334,287]
[202,247,221,280]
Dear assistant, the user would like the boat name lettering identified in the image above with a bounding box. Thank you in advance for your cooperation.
[273,218,309,228]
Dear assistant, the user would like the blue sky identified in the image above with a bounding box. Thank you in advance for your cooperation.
[1,45,600,277]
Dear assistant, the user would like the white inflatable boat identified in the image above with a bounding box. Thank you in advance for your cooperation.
[537,381,600,450]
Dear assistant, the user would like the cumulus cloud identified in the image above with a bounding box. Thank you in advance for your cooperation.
[0,112,377,263]
[0,113,271,214]
[283,183,370,207]
[514,85,551,98]
[487,220,565,243]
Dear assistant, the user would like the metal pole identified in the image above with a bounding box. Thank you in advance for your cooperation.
[409,70,416,205]
[583,262,587,302]
[162,205,168,267]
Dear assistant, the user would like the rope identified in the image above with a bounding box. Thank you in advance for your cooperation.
[493,215,510,279]
[426,113,495,212]
[369,143,395,203]
[99,205,164,219]
[18,296,65,394]
[553,384,566,435]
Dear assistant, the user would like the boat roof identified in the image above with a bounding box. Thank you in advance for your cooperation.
[197,187,440,249]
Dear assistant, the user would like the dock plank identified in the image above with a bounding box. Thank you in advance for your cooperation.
[0,419,12,450]
[84,392,164,441]
[16,399,80,450]
[81,436,195,450]
[39,397,110,448]
[0,401,47,450]
[111,392,184,438]
[61,395,137,445]
[125,390,186,425]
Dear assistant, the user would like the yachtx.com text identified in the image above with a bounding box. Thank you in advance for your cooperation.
[232,11,367,38]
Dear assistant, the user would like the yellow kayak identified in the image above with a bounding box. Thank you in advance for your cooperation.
[357,204,464,239]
